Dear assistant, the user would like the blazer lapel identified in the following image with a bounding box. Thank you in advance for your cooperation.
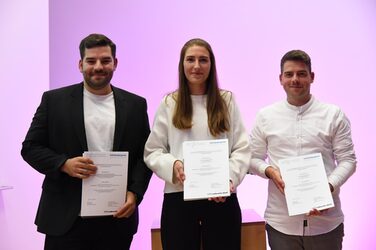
[70,83,88,150]
[112,86,129,151]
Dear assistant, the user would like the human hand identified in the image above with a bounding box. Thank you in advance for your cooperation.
[307,208,329,216]
[265,166,285,194]
[307,183,333,216]
[61,156,97,179]
[329,183,334,192]
[113,191,137,218]
[173,160,185,184]
[208,181,234,203]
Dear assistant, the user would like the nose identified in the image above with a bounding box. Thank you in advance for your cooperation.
[193,59,200,69]
[94,60,104,70]
[291,73,298,82]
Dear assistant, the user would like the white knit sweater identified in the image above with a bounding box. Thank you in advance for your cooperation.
[144,91,251,193]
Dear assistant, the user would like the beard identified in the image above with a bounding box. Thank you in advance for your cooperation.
[83,70,114,90]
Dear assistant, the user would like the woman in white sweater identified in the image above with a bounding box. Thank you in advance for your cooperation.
[144,38,251,250]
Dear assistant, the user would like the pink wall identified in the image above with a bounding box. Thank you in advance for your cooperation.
[0,0,48,249]
[1,0,375,249]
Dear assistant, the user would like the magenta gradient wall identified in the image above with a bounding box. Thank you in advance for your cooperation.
[1,0,48,249]
[1,0,375,249]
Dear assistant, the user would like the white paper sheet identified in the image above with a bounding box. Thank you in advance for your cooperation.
[81,151,128,217]
[183,139,230,201]
[279,153,334,216]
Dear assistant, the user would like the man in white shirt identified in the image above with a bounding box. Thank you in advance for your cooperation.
[249,50,357,250]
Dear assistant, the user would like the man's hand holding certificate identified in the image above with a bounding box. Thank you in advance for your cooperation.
[278,153,334,216]
[81,151,128,217]
[183,139,230,201]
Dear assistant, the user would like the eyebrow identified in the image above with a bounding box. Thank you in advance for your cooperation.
[284,70,308,73]
[85,56,113,60]
[185,55,209,58]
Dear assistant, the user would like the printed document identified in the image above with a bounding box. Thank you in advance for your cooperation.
[279,153,334,216]
[81,151,128,217]
[183,139,230,201]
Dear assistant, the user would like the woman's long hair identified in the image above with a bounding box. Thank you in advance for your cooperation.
[172,38,230,137]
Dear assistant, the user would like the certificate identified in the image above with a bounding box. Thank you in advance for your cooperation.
[279,153,334,216]
[80,151,128,217]
[183,139,230,201]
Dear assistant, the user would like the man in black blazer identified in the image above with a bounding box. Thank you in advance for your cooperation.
[21,33,152,250]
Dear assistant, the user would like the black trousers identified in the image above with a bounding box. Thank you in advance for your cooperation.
[44,215,136,250]
[161,192,241,250]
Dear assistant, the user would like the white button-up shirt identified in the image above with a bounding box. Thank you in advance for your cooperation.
[250,95,356,235]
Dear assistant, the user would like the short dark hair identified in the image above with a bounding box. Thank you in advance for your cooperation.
[280,50,311,73]
[79,33,116,59]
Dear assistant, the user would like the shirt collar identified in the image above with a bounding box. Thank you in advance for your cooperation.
[284,95,315,114]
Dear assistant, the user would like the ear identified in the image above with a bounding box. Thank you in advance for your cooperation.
[310,72,315,82]
[279,74,283,85]
[79,60,83,73]
[113,58,118,71]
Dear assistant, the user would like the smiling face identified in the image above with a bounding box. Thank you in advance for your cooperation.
[183,45,211,95]
[280,60,315,106]
[79,45,117,95]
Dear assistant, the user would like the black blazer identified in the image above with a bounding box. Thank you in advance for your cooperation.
[21,83,152,236]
